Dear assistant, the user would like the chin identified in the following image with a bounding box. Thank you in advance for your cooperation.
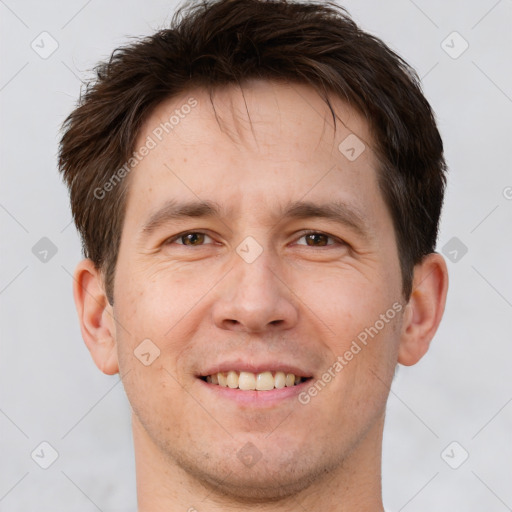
[175,445,334,503]
[194,466,320,502]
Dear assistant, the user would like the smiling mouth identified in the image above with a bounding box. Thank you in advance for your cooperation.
[199,371,312,391]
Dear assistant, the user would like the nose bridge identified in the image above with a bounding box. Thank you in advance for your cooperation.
[212,238,298,332]
[236,244,277,298]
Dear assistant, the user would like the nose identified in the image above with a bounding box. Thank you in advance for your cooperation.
[211,248,299,333]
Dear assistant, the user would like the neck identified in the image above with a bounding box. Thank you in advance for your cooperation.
[133,412,385,512]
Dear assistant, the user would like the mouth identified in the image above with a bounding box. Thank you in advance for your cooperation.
[198,370,313,391]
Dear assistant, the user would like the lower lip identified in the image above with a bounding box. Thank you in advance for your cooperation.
[197,377,313,406]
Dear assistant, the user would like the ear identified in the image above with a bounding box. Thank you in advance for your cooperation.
[73,259,119,375]
[398,252,449,366]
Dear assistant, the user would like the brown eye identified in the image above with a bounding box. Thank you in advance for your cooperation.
[168,232,213,246]
[181,233,205,245]
[304,233,330,246]
[296,231,340,247]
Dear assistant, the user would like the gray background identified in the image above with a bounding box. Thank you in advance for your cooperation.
[1,0,511,510]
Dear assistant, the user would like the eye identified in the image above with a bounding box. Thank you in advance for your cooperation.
[166,231,214,246]
[295,230,344,247]
[164,230,345,248]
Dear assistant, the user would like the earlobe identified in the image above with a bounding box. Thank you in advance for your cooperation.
[398,253,449,366]
[73,259,119,375]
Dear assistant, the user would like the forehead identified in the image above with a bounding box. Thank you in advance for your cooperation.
[136,80,374,162]
[125,80,385,228]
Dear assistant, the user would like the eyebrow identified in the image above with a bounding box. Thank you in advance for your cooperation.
[139,198,372,241]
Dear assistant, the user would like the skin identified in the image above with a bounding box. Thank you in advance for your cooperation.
[73,80,448,511]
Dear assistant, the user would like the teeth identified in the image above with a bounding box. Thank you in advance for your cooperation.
[274,371,286,389]
[239,371,256,390]
[227,370,238,388]
[256,371,274,391]
[218,372,227,387]
[204,371,306,390]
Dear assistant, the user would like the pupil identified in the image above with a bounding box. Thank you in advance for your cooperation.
[184,233,203,245]
[307,233,327,246]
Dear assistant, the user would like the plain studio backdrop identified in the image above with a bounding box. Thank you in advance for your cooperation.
[1,1,511,510]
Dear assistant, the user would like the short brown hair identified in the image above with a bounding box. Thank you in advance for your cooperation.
[58,0,447,305]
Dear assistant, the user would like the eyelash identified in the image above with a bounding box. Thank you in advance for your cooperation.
[165,230,346,248]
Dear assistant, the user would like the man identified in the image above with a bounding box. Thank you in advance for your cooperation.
[58,0,449,510]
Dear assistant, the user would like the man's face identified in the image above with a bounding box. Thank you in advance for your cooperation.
[112,80,405,497]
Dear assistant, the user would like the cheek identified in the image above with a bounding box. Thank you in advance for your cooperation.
[119,362,192,450]
[113,267,207,382]
[115,267,188,337]
[303,270,395,334]
[303,270,401,395]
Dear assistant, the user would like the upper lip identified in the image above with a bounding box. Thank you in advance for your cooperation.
[199,359,313,378]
